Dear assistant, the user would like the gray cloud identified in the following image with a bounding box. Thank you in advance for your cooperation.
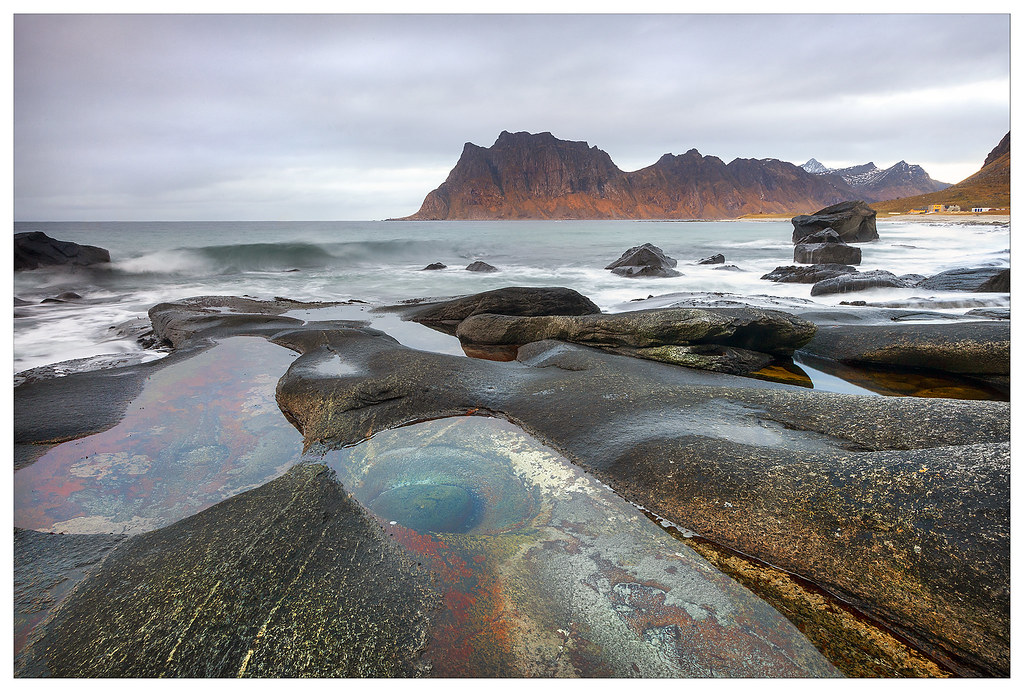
[14,13,1010,220]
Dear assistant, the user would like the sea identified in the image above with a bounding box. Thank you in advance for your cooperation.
[12,219,1010,377]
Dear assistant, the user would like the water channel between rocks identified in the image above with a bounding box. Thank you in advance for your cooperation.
[14,336,305,535]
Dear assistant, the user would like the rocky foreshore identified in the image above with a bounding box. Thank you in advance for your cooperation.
[13,285,1010,678]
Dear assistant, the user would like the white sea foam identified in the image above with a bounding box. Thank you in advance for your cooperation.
[13,219,1010,376]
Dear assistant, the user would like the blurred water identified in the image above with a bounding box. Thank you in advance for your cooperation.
[13,219,1010,374]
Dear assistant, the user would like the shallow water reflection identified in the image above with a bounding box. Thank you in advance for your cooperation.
[14,337,305,534]
[319,416,837,678]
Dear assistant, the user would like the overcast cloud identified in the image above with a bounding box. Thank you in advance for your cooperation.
[14,13,1010,220]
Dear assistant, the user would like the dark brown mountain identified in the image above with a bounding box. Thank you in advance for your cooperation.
[871,132,1009,213]
[398,131,857,220]
[397,131,948,220]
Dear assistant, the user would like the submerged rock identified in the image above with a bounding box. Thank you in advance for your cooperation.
[917,267,1009,292]
[422,262,447,270]
[791,201,879,244]
[810,270,913,296]
[15,232,111,271]
[697,253,725,264]
[762,264,858,284]
[605,243,681,278]
[975,269,1009,293]
[465,261,498,272]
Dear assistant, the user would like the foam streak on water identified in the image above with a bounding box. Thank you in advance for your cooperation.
[13,219,1009,375]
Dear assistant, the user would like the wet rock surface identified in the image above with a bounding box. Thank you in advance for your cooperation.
[697,253,725,264]
[14,529,128,663]
[16,464,441,677]
[791,201,879,244]
[14,294,1010,677]
[810,270,914,296]
[917,267,1009,292]
[762,264,858,284]
[450,307,817,375]
[465,260,499,272]
[15,231,111,271]
[794,240,862,265]
[798,321,1010,392]
[406,286,601,333]
[271,322,1008,676]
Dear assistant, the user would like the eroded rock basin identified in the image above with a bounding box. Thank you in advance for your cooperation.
[317,415,838,677]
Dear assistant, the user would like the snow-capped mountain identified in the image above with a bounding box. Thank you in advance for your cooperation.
[800,159,950,201]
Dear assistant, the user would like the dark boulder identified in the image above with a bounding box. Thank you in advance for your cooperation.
[972,269,1008,293]
[810,270,914,297]
[606,243,681,278]
[798,321,1009,390]
[407,286,601,329]
[794,242,862,265]
[966,307,1010,320]
[421,262,447,270]
[465,261,498,272]
[918,267,1008,292]
[762,264,858,284]
[15,232,111,271]
[453,306,817,374]
[697,253,725,265]
[792,201,879,244]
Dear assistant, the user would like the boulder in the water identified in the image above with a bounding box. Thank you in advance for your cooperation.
[794,242,862,265]
[762,264,858,284]
[408,286,601,328]
[810,270,914,297]
[606,243,681,278]
[792,201,879,244]
[697,253,726,265]
[465,261,498,272]
[422,262,447,271]
[15,232,111,271]
[917,267,1009,292]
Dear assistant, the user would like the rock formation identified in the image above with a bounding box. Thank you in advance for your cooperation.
[761,264,859,284]
[15,231,111,271]
[605,243,681,277]
[791,201,879,244]
[399,131,865,220]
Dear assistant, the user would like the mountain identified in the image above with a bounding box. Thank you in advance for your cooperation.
[800,159,950,200]
[400,131,858,220]
[870,132,1009,213]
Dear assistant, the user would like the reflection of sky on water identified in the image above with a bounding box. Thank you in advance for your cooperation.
[14,337,305,534]
[318,416,837,677]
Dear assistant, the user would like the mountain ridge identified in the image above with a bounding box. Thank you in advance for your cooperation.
[399,131,954,220]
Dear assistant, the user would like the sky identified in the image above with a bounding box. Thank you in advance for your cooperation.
[12,9,1012,221]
